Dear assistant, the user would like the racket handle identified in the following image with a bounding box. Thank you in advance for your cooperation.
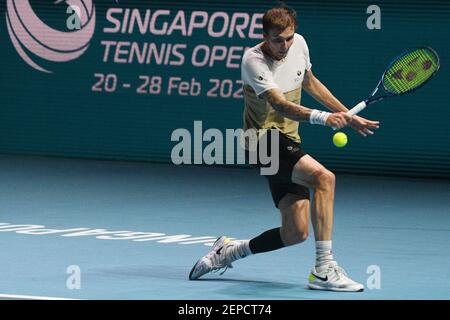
[332,100,367,130]
[347,100,367,117]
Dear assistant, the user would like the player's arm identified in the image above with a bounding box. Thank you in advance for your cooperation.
[260,88,350,129]
[303,69,380,136]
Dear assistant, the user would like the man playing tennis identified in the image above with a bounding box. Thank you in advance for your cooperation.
[189,5,380,291]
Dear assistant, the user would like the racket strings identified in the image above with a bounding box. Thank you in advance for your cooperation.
[383,48,439,95]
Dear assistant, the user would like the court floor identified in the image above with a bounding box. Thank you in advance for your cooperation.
[0,155,448,300]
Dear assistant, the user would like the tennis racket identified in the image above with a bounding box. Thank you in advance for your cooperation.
[343,46,440,120]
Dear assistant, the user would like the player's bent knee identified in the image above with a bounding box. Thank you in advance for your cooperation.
[313,169,335,190]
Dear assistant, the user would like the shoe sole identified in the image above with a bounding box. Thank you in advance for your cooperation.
[308,283,364,292]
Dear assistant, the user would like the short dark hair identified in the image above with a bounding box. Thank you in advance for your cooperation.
[262,4,298,35]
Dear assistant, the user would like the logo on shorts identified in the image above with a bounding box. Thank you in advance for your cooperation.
[297,70,302,76]
[287,146,293,151]
[6,0,96,73]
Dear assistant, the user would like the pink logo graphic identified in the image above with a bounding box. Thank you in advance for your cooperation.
[6,0,96,73]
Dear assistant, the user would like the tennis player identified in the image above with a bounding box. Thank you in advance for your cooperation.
[189,5,379,292]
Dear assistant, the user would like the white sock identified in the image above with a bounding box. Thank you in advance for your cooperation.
[226,240,253,261]
[315,240,334,269]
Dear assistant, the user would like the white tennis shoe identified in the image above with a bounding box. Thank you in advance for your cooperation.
[189,236,234,280]
[308,261,364,292]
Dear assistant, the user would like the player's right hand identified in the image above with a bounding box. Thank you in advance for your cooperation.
[326,112,352,129]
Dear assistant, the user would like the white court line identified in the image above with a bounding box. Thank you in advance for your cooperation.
[0,294,81,300]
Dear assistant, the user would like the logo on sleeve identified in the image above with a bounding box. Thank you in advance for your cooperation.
[258,72,266,81]
[295,70,303,82]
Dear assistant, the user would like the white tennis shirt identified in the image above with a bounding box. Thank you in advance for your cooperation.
[241,33,312,143]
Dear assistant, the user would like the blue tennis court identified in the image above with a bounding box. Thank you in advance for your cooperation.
[0,155,448,300]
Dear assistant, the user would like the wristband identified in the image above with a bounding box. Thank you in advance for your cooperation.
[309,109,331,126]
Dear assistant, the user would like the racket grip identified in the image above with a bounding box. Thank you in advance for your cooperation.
[347,101,367,117]
[332,100,367,130]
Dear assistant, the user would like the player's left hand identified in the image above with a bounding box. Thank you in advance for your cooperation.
[349,115,380,137]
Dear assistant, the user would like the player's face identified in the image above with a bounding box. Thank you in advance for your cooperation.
[263,26,295,60]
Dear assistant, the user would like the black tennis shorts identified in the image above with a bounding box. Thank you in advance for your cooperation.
[245,129,310,208]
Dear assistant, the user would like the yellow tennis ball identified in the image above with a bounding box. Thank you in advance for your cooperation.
[333,132,348,148]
